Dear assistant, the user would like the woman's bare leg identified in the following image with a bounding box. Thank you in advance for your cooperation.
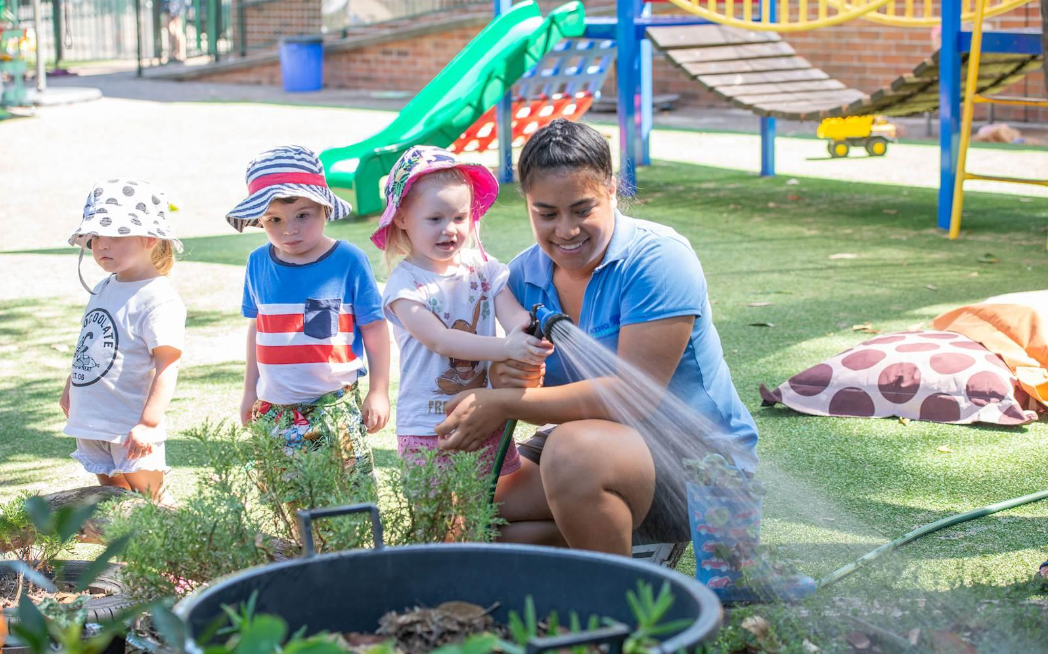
[494,459,567,546]
[539,421,655,556]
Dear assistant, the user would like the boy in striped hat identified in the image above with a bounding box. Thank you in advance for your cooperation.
[227,145,389,475]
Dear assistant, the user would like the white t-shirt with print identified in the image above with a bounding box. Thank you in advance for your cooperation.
[64,275,186,443]
[382,250,509,436]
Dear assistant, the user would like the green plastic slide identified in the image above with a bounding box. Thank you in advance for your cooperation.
[320,0,586,216]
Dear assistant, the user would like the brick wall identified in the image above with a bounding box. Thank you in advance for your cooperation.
[232,0,325,53]
[196,23,486,89]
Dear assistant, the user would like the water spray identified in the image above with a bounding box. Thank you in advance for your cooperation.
[488,304,571,502]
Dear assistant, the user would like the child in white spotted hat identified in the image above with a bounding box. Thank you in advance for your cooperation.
[61,179,187,503]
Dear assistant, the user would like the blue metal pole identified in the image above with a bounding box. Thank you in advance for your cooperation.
[938,0,961,230]
[640,1,653,166]
[495,0,514,183]
[616,0,640,195]
[759,0,776,176]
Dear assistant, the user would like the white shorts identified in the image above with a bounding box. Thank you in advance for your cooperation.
[71,438,170,476]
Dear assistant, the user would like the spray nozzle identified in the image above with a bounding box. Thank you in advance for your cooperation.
[526,304,572,342]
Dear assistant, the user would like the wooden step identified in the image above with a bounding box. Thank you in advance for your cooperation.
[646,24,780,50]
[668,41,795,65]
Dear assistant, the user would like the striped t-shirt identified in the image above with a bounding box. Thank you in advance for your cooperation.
[241,240,384,404]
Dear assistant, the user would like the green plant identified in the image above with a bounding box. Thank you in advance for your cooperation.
[683,454,766,499]
[1,492,76,575]
[103,423,273,599]
[4,499,139,654]
[621,581,692,653]
[381,448,503,546]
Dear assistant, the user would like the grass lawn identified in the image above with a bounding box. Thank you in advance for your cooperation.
[3,159,1047,650]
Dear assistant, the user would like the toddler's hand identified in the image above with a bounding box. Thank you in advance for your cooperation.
[240,389,258,426]
[502,323,554,365]
[124,424,155,460]
[361,390,390,434]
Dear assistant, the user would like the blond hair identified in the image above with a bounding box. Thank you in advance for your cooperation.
[382,168,479,272]
[151,239,176,275]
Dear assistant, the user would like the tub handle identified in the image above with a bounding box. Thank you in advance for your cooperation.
[296,503,385,557]
[525,622,631,654]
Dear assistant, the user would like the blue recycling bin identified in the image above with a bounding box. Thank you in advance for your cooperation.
[279,35,324,93]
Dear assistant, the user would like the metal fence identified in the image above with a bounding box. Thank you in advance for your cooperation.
[13,0,232,65]
[13,0,484,67]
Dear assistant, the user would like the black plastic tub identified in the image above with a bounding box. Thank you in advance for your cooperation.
[174,505,721,652]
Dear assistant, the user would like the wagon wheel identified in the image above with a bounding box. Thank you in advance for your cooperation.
[828,140,850,158]
[865,136,889,156]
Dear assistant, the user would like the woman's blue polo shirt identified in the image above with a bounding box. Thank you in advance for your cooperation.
[507,212,759,472]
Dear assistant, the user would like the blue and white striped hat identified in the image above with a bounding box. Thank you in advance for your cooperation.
[226,145,352,232]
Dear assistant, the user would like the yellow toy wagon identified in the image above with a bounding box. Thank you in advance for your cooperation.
[817,115,897,158]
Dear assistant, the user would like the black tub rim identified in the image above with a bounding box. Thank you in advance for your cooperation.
[174,542,722,653]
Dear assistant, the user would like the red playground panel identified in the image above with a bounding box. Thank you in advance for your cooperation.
[449,92,595,154]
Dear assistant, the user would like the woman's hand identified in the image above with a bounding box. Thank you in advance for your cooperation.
[435,388,508,452]
[489,358,545,389]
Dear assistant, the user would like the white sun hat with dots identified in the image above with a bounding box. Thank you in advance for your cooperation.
[69,179,183,253]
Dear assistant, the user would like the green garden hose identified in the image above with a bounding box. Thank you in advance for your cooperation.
[818,488,1048,588]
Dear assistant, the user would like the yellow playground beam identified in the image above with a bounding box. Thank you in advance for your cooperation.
[662,0,1034,31]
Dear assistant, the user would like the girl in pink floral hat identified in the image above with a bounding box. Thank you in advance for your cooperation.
[374,145,553,474]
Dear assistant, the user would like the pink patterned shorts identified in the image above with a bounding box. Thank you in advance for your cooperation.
[397,427,521,477]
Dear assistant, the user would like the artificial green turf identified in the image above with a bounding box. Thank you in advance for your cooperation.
[4,160,1047,650]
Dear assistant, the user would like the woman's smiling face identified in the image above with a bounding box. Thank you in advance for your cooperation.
[525,169,617,277]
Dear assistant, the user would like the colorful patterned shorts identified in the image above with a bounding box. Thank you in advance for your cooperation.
[251,384,374,475]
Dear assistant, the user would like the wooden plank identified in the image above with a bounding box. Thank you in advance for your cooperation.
[668,41,795,65]
[719,79,847,99]
[747,89,866,111]
[698,67,829,87]
[646,24,779,50]
[682,56,812,77]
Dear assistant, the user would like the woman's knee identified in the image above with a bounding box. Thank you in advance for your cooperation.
[541,421,655,499]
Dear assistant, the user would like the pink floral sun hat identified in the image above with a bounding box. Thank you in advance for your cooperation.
[370,145,499,259]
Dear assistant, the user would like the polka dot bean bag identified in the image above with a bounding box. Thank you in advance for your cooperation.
[759,330,1038,425]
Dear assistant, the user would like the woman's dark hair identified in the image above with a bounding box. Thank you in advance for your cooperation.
[517,119,613,193]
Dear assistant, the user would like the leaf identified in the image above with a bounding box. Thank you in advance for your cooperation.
[968,272,979,277]
[852,322,880,334]
[899,417,911,426]
[749,322,775,327]
[786,178,800,185]
[925,284,938,291]
[787,194,801,201]
[54,503,98,543]
[977,253,998,264]
[12,593,49,654]
[829,253,858,260]
[845,631,871,649]
[151,603,188,650]
[24,496,52,535]
[741,616,774,648]
[747,302,772,307]
[937,445,953,453]
[235,615,288,654]
[767,202,778,208]
[803,640,820,652]
[883,209,898,214]
[931,630,976,654]
[283,639,353,654]
[75,534,131,591]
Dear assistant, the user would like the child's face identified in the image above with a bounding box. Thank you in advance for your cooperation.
[90,236,158,281]
[260,197,328,263]
[525,169,616,277]
[394,176,473,270]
